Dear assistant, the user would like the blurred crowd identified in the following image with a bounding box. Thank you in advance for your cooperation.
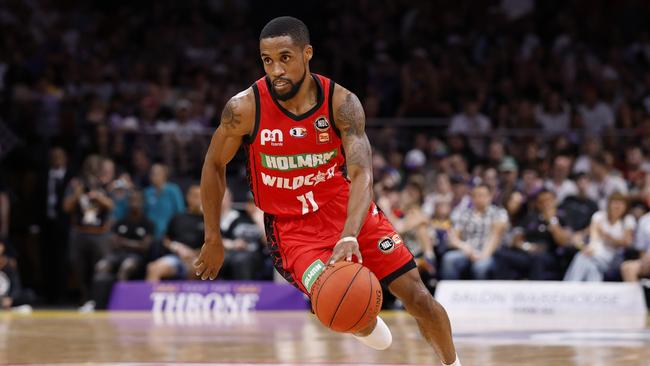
[2,0,650,308]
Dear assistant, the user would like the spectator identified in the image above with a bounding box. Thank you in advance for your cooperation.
[450,174,471,212]
[147,185,204,281]
[535,91,571,136]
[621,210,650,281]
[130,148,152,189]
[497,157,520,202]
[160,99,207,177]
[573,136,602,174]
[0,174,8,246]
[100,157,135,221]
[578,86,615,135]
[63,155,114,307]
[37,147,72,303]
[422,173,453,218]
[565,193,635,281]
[90,191,153,310]
[448,96,492,157]
[511,190,573,280]
[430,200,453,259]
[380,182,435,276]
[0,239,31,310]
[559,172,599,239]
[441,184,508,280]
[143,164,185,240]
[519,167,544,201]
[544,155,577,204]
[588,153,629,210]
[220,189,263,280]
[624,146,650,193]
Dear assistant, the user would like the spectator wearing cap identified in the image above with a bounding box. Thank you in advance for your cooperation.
[498,157,519,202]
[621,210,650,281]
[544,155,577,204]
[441,184,508,280]
[404,148,426,173]
[565,193,635,281]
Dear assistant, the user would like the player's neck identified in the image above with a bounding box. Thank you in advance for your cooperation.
[276,73,317,115]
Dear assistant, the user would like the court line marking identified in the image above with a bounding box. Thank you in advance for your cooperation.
[6,363,428,366]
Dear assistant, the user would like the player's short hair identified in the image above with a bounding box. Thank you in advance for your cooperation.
[260,16,310,47]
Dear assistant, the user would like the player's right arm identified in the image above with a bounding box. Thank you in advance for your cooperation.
[194,89,255,280]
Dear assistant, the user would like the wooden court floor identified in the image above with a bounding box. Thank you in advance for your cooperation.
[0,310,649,366]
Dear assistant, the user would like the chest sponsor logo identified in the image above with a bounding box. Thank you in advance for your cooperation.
[261,164,338,190]
[290,127,307,138]
[314,116,330,131]
[260,129,283,146]
[261,148,337,171]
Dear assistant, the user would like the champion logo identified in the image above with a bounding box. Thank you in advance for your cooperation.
[290,127,307,138]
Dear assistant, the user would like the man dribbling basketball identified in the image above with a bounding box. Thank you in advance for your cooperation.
[195,16,461,366]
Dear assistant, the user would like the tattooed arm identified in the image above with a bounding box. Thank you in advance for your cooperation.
[327,85,373,264]
[195,89,255,280]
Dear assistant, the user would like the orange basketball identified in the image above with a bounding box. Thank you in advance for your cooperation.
[309,262,383,333]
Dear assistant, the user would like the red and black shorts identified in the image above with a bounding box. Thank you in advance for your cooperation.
[264,186,415,296]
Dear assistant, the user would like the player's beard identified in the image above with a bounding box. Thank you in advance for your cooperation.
[271,68,307,101]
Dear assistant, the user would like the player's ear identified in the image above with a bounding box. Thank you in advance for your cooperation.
[304,45,313,62]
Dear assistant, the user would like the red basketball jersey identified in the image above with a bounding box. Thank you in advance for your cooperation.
[244,74,348,217]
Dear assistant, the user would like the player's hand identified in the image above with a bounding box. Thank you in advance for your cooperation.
[328,237,363,265]
[194,239,225,280]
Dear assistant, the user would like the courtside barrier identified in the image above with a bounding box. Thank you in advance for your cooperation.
[435,280,648,317]
[108,281,309,312]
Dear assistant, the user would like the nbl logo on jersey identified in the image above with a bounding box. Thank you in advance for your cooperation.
[314,116,330,131]
[378,233,402,254]
[260,129,283,146]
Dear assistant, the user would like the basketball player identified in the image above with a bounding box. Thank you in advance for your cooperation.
[195,16,460,366]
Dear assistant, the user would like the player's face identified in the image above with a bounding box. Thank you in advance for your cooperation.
[260,36,312,101]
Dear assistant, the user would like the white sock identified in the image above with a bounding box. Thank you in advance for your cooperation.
[442,354,461,366]
[352,316,392,350]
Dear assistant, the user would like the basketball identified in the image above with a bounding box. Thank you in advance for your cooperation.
[310,261,383,333]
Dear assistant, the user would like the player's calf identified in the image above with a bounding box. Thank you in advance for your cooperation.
[389,268,460,366]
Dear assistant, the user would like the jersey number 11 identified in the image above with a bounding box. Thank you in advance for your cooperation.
[297,191,319,215]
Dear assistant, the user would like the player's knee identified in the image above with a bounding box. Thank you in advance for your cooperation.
[401,282,435,319]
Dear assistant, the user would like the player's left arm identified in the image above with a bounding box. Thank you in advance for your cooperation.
[327,85,372,264]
